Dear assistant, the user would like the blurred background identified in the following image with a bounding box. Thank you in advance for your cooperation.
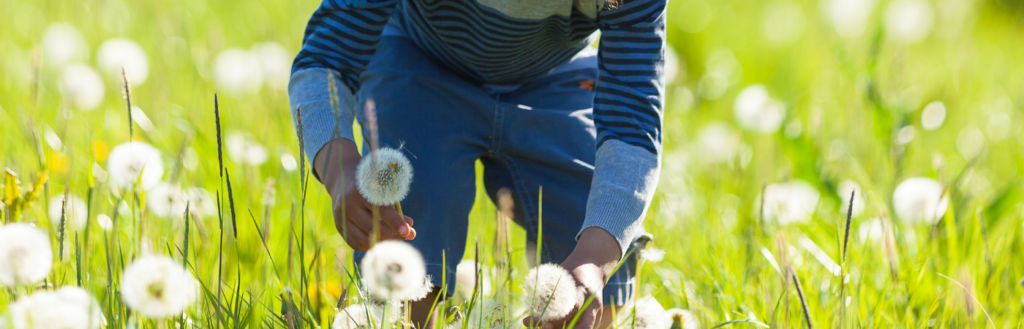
[2,0,1024,326]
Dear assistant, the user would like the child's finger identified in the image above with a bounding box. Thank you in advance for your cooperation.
[339,218,370,251]
[379,205,412,238]
[341,196,404,238]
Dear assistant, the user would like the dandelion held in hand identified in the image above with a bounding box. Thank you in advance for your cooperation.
[0,224,54,287]
[7,286,105,329]
[360,241,427,301]
[121,255,200,318]
[356,147,413,215]
[522,263,576,322]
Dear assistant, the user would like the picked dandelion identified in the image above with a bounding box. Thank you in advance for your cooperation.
[627,296,672,329]
[6,286,105,329]
[360,240,427,301]
[667,308,700,329]
[522,263,576,322]
[356,147,413,216]
[121,255,200,318]
[332,303,384,329]
[0,224,54,286]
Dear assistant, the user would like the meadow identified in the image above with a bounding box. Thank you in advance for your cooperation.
[2,0,1024,327]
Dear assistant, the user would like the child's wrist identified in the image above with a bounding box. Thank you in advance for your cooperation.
[563,227,621,279]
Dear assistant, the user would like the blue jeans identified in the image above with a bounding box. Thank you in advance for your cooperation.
[352,36,640,305]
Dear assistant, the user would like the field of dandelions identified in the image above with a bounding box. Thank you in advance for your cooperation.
[3,0,1024,327]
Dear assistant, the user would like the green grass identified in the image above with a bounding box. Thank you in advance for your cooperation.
[3,0,1024,327]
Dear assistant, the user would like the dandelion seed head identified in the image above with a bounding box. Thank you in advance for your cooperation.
[522,263,576,322]
[455,261,492,300]
[667,308,700,329]
[629,297,672,329]
[61,64,105,111]
[213,48,263,95]
[97,214,113,231]
[48,194,88,231]
[734,84,785,133]
[147,183,188,218]
[252,41,292,90]
[186,188,218,217]
[0,224,53,287]
[356,147,413,206]
[332,303,383,329]
[360,241,427,301]
[42,23,87,68]
[7,286,104,329]
[121,255,199,318]
[107,141,164,190]
[755,180,821,225]
[893,177,948,224]
[407,275,435,302]
[97,38,149,85]
[640,247,666,263]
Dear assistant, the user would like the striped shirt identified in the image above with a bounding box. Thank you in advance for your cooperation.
[290,0,665,257]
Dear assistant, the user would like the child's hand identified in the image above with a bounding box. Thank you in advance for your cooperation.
[523,228,620,329]
[314,139,416,251]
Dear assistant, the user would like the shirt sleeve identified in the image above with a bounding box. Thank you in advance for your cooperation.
[580,0,667,259]
[288,0,399,175]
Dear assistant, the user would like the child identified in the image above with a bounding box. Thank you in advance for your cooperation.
[289,0,665,327]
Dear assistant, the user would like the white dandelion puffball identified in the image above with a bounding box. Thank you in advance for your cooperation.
[762,0,806,45]
[664,44,680,85]
[61,64,106,111]
[213,48,264,95]
[667,308,700,329]
[97,38,149,85]
[226,132,269,166]
[48,194,88,231]
[522,263,577,322]
[455,260,492,300]
[332,303,384,329]
[186,188,218,217]
[858,217,888,243]
[121,255,199,318]
[837,180,865,217]
[42,23,88,68]
[884,0,934,45]
[734,85,786,133]
[406,275,435,302]
[147,183,188,218]
[825,0,876,38]
[640,246,666,263]
[281,153,298,171]
[921,101,946,131]
[629,297,672,329]
[695,122,741,164]
[107,141,164,190]
[892,177,949,224]
[356,147,413,206]
[97,214,114,231]
[252,41,292,90]
[0,224,53,287]
[360,241,427,300]
[7,286,105,329]
[756,180,821,225]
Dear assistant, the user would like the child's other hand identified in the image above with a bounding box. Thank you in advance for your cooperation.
[523,227,620,329]
[314,139,417,251]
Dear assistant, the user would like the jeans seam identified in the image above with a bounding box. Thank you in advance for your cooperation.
[490,102,505,154]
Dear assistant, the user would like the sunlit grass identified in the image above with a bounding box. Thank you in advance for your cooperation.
[3,0,1024,327]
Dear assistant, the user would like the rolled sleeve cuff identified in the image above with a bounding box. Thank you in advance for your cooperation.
[578,139,661,260]
[288,67,358,179]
